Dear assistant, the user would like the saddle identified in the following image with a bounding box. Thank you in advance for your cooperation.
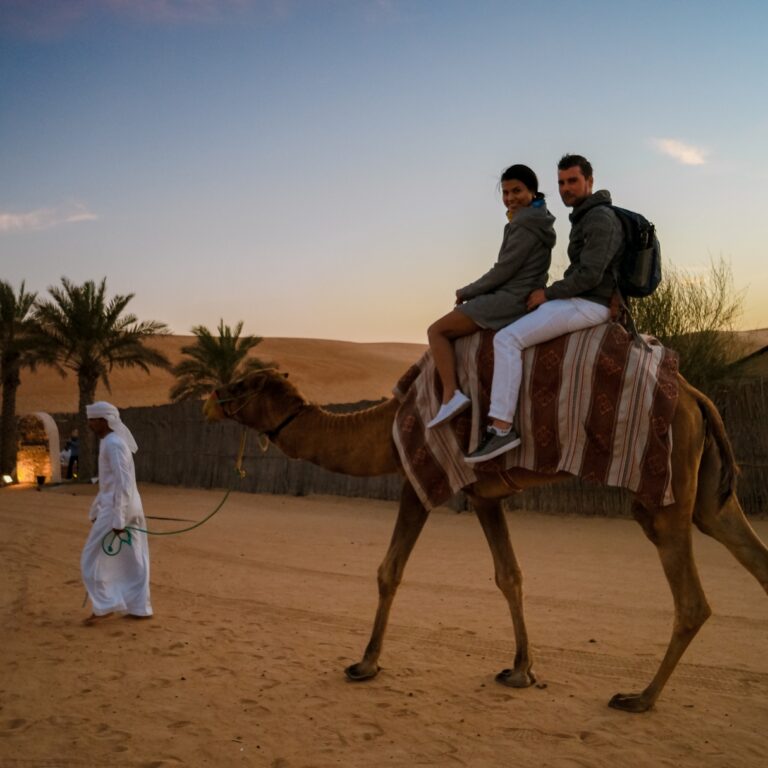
[392,323,679,511]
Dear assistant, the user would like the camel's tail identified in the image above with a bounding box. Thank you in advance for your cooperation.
[680,376,739,506]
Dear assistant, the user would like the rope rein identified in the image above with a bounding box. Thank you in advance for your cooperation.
[99,388,307,556]
[101,427,249,556]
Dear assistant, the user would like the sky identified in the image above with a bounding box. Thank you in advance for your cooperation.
[2,0,767,343]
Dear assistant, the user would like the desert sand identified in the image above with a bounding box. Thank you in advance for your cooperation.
[1,482,766,767]
[5,333,768,766]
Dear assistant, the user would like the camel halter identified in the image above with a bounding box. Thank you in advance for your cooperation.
[213,387,308,452]
[261,405,307,442]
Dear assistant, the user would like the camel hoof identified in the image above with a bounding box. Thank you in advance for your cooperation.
[608,692,653,713]
[495,667,536,688]
[344,663,380,682]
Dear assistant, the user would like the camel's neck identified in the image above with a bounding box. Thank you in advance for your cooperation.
[272,398,401,477]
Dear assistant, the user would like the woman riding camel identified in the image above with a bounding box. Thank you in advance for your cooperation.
[426,164,555,428]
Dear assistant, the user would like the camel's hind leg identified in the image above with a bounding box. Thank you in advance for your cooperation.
[611,499,712,712]
[345,480,429,681]
[471,495,535,688]
[692,436,768,593]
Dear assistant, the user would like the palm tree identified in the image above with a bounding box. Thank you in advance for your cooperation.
[170,319,273,402]
[0,280,57,479]
[34,277,170,480]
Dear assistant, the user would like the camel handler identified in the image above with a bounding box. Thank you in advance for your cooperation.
[80,401,152,625]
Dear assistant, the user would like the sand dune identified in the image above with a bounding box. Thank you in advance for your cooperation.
[1,484,766,767]
[18,336,427,414]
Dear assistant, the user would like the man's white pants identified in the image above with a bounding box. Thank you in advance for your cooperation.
[489,298,611,424]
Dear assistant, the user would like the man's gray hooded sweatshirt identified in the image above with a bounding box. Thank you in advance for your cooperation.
[457,203,556,330]
[544,190,623,307]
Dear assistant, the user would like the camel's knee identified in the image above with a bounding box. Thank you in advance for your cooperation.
[675,600,711,636]
[493,562,522,596]
[376,562,402,598]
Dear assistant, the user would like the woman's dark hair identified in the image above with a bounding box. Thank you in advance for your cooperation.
[500,164,544,200]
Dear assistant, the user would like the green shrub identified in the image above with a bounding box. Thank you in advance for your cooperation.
[630,258,746,394]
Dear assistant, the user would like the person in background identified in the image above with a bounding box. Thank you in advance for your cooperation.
[65,428,79,479]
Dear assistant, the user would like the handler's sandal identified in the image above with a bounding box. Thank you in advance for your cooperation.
[426,390,471,428]
[464,426,521,463]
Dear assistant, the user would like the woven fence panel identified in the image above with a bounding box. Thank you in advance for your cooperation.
[50,379,766,517]
[117,400,404,501]
[714,378,768,517]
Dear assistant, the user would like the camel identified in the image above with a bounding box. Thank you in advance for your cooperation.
[203,366,768,712]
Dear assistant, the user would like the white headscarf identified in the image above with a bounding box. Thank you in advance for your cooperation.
[86,401,138,453]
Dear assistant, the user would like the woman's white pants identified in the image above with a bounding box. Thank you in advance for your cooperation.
[489,298,611,423]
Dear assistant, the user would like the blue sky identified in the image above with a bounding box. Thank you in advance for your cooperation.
[2,0,767,342]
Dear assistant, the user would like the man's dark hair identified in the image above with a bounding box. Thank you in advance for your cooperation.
[558,154,593,178]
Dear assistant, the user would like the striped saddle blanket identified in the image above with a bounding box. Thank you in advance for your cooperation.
[392,323,679,511]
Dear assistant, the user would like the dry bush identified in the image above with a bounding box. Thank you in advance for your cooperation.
[630,258,746,393]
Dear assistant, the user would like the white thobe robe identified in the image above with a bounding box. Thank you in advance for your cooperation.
[80,432,152,616]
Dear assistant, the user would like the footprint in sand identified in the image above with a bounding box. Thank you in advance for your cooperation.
[239,698,271,714]
[167,720,193,730]
[47,714,86,728]
[0,717,29,735]
[192,665,236,678]
[93,721,132,752]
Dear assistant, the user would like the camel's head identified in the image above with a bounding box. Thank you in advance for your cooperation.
[203,368,306,436]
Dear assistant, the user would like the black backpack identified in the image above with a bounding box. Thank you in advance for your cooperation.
[607,205,662,299]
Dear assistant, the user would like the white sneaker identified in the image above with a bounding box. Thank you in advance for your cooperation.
[426,390,471,428]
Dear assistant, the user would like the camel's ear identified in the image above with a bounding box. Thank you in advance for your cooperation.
[282,372,289,379]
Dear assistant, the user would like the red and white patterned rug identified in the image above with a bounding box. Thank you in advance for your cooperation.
[393,323,679,511]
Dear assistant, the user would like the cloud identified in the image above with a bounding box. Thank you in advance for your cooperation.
[652,138,709,166]
[0,203,98,234]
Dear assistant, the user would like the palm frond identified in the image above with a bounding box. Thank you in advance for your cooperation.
[169,318,273,402]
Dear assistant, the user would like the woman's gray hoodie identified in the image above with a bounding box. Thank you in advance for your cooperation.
[456,204,556,330]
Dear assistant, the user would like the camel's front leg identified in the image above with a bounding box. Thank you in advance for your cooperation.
[345,481,429,681]
[471,495,535,688]
[610,501,711,712]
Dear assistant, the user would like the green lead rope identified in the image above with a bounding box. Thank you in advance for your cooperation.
[100,429,249,557]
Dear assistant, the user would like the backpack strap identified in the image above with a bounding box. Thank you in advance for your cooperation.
[577,200,652,351]
[600,204,651,351]
[613,288,651,351]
